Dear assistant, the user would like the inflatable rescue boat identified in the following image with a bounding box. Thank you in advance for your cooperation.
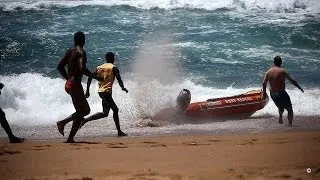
[176,89,269,119]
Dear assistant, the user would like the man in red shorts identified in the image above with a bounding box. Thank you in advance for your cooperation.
[56,31,101,143]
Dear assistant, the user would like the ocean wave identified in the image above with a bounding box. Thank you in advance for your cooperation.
[0,73,319,127]
[0,0,319,13]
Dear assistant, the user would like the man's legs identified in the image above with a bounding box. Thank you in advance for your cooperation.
[271,92,283,124]
[272,91,293,126]
[283,91,293,126]
[287,106,293,126]
[79,94,110,129]
[57,115,73,136]
[105,94,127,137]
[0,108,24,143]
[79,112,108,129]
[79,92,127,137]
[65,91,90,143]
[57,83,90,142]
[66,113,84,143]
[278,108,284,124]
[82,112,107,123]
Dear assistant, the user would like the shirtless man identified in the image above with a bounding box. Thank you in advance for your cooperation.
[79,52,128,137]
[56,31,100,143]
[0,83,24,143]
[262,56,304,126]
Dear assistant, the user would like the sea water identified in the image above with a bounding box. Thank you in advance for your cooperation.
[0,0,319,139]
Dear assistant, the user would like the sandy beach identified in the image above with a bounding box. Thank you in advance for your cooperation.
[0,129,319,180]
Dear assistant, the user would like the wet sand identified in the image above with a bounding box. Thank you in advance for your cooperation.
[0,129,319,180]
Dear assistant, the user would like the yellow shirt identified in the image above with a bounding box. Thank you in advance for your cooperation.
[97,63,115,93]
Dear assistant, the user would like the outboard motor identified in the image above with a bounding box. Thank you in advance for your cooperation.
[176,89,191,112]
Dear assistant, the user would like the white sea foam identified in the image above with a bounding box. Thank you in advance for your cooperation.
[0,0,319,13]
[235,46,278,59]
[170,42,209,50]
[0,73,319,128]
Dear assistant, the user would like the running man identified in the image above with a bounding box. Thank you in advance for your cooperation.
[56,31,101,143]
[80,52,128,137]
[262,56,304,126]
[0,83,24,143]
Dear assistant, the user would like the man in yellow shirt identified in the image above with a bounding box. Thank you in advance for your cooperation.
[81,52,128,136]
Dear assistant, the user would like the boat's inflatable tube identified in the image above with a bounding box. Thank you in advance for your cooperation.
[181,89,269,119]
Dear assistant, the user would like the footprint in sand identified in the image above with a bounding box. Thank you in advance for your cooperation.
[69,142,101,147]
[142,141,157,144]
[312,137,320,143]
[68,142,101,150]
[273,141,292,144]
[71,146,91,150]
[32,145,51,151]
[70,143,82,147]
[149,144,167,147]
[132,172,182,180]
[33,145,51,148]
[184,142,198,146]
[142,141,167,147]
[208,139,222,143]
[272,174,292,178]
[66,177,93,180]
[238,141,254,146]
[238,139,260,145]
[0,148,22,155]
[74,141,101,144]
[106,142,128,148]
[132,169,162,179]
[183,142,210,146]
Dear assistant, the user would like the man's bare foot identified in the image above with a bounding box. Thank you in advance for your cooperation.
[64,139,76,143]
[278,119,283,124]
[10,137,25,143]
[118,131,128,137]
[57,121,65,136]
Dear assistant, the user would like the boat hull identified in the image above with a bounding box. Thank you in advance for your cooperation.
[185,90,269,119]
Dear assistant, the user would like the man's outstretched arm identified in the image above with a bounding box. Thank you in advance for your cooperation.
[286,72,304,92]
[114,67,128,93]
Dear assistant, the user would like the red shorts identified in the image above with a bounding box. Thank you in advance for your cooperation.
[65,79,89,113]
[65,79,81,95]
